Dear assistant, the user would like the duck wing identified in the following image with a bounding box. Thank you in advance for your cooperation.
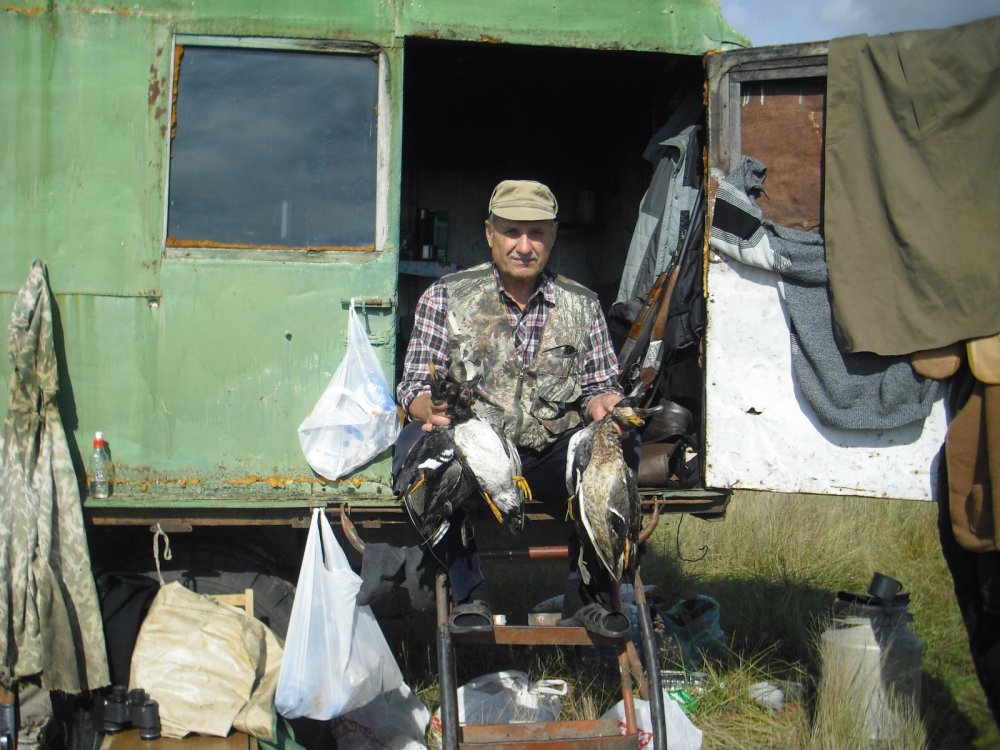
[565,422,595,498]
[395,427,474,545]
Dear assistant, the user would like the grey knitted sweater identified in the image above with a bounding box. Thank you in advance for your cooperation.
[711,156,940,431]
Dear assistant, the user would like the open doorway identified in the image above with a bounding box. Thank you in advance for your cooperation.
[397,37,703,379]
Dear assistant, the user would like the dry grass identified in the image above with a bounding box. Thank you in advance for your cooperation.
[386,490,998,749]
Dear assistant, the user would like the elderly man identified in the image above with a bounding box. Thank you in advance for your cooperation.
[394,179,638,637]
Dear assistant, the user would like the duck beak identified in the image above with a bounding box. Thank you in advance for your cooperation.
[613,406,648,429]
[622,412,646,429]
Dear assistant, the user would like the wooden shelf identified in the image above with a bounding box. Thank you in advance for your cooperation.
[399,260,457,278]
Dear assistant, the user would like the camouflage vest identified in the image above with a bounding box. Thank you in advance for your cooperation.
[442,263,597,451]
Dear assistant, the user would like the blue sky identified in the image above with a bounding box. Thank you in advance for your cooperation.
[718,0,1000,46]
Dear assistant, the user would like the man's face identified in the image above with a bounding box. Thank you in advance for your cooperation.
[485,216,558,285]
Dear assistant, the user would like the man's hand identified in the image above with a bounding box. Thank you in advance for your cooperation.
[586,392,626,434]
[409,392,453,432]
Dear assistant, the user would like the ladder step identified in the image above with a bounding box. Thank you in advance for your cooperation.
[451,624,629,647]
[459,718,638,749]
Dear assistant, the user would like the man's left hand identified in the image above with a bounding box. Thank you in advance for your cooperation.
[586,392,626,435]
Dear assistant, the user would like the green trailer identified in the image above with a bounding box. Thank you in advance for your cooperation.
[2,0,745,608]
[6,1,963,632]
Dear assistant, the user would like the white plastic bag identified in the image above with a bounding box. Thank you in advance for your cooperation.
[601,691,703,750]
[428,671,566,749]
[329,682,431,750]
[299,300,400,480]
[275,508,403,720]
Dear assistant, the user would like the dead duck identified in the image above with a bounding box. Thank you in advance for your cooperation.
[431,361,529,533]
[454,418,530,535]
[396,363,529,543]
[565,402,659,583]
[394,426,474,546]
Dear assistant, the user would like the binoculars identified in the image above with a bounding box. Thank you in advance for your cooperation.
[100,686,161,740]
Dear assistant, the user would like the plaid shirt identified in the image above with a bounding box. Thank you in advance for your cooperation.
[397,264,622,413]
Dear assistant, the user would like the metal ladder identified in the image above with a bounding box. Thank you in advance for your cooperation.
[434,546,668,750]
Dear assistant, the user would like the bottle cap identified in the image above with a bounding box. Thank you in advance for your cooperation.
[94,431,105,448]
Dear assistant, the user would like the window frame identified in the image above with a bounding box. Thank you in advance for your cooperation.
[163,35,391,261]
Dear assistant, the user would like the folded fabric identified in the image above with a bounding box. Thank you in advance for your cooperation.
[130,582,282,741]
[711,156,940,431]
[709,157,789,275]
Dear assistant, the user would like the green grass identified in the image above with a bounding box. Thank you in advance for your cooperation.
[384,490,998,749]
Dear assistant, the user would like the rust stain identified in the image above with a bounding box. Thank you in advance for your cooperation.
[1,5,46,16]
[102,477,202,488]
[221,474,377,488]
[478,35,500,44]
[171,44,184,143]
[166,236,375,252]
[225,475,262,486]
[148,64,162,109]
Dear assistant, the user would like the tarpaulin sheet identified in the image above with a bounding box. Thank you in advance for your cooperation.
[824,17,1000,355]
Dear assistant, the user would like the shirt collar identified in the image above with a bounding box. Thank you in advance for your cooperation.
[491,263,557,306]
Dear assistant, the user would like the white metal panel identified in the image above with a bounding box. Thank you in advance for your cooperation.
[704,255,946,500]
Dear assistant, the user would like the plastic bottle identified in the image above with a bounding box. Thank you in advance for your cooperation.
[90,431,114,499]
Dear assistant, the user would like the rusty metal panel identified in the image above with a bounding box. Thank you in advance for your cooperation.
[399,0,747,54]
[1,0,743,512]
[0,11,171,296]
[739,77,825,232]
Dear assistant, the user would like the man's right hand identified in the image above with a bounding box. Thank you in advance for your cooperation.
[409,393,453,432]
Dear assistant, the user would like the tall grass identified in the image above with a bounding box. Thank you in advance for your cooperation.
[386,490,998,749]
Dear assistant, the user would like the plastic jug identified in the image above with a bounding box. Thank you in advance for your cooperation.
[819,573,922,743]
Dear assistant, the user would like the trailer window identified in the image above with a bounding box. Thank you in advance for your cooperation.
[166,44,379,253]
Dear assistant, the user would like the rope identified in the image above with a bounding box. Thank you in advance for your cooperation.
[153,523,173,585]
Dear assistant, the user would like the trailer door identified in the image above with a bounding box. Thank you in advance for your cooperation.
[702,43,946,501]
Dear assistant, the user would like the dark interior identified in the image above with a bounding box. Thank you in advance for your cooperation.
[397,37,703,372]
[394,39,709,492]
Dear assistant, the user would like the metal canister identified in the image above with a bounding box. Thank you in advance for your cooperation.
[819,574,922,744]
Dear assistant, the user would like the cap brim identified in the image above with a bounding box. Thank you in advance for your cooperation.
[491,207,557,221]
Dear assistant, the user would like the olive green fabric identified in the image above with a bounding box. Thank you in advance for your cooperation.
[825,17,1000,356]
[0,260,110,691]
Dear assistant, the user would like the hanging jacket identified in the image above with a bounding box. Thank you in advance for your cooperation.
[612,94,703,326]
[0,259,110,691]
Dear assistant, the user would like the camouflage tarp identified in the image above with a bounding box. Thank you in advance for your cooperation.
[0,259,109,692]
